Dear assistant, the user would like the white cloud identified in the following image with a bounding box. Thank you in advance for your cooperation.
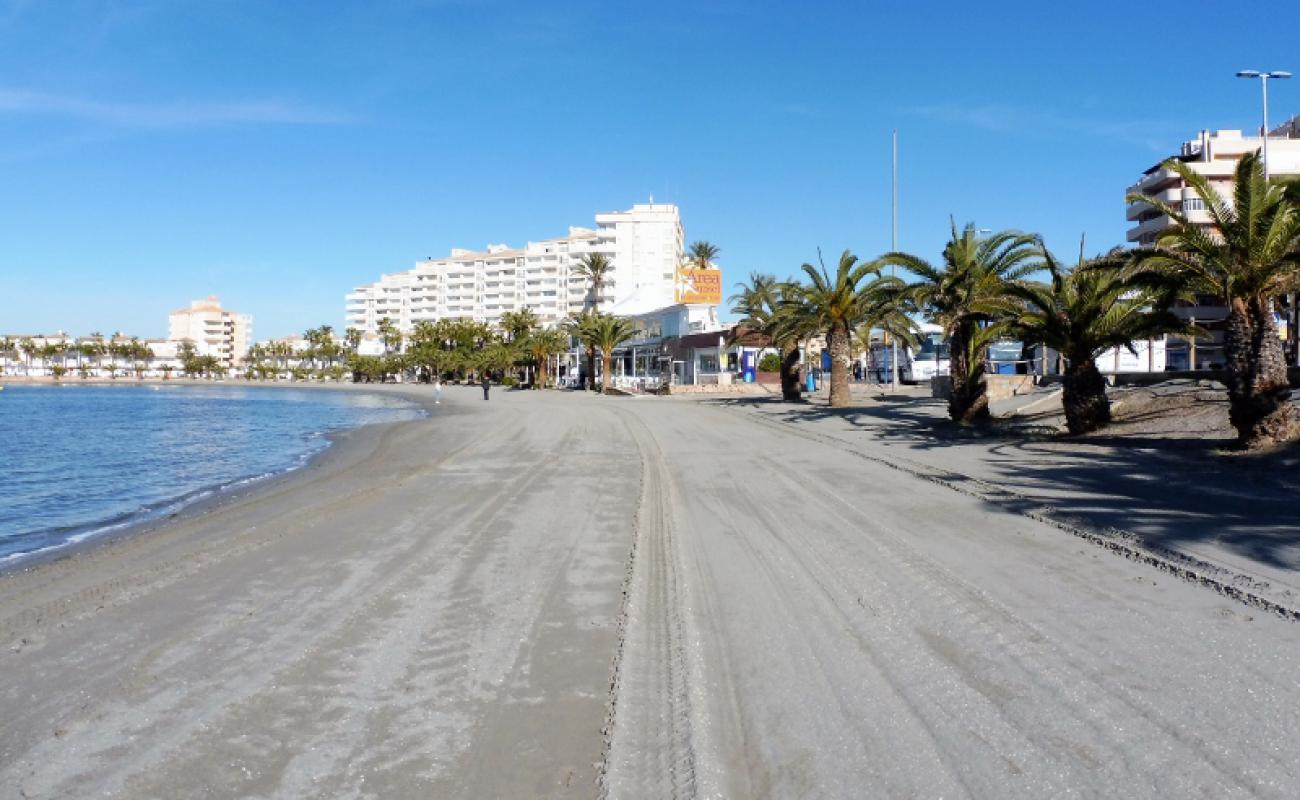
[0,88,355,128]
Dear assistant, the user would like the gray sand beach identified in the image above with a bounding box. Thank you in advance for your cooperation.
[2,385,1299,798]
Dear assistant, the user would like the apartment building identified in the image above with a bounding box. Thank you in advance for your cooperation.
[345,202,685,334]
[168,296,253,369]
[1126,120,1300,246]
[1125,118,1300,368]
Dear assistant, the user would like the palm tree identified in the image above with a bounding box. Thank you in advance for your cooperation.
[524,328,569,389]
[499,308,539,342]
[1005,242,1187,435]
[574,253,612,310]
[793,250,892,408]
[687,241,720,270]
[565,311,601,391]
[376,317,402,356]
[18,338,36,376]
[0,337,14,375]
[588,313,637,393]
[343,327,362,356]
[730,273,810,401]
[1126,152,1300,447]
[881,222,1040,424]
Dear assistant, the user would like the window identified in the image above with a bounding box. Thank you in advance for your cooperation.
[1182,198,1206,212]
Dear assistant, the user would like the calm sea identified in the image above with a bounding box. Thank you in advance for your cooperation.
[0,384,422,564]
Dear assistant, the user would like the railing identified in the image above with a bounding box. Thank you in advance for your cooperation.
[611,375,662,393]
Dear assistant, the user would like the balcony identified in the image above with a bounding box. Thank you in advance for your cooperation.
[1126,187,1182,221]
[1126,214,1174,243]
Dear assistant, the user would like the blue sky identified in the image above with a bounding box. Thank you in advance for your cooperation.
[1,0,1296,340]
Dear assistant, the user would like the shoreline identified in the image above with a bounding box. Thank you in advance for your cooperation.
[0,382,447,576]
[0,387,633,797]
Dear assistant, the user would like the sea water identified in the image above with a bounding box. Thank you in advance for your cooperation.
[0,384,422,563]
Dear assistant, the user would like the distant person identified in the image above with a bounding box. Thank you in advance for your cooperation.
[434,377,443,405]
[481,374,490,400]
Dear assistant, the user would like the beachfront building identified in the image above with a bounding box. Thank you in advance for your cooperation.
[565,301,734,390]
[345,202,685,334]
[168,296,253,370]
[1125,122,1300,246]
[1124,119,1300,368]
[0,332,183,378]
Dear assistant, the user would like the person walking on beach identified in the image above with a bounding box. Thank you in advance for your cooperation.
[434,377,443,405]
[481,373,490,401]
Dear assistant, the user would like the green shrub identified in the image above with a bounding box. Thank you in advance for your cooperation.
[758,352,782,372]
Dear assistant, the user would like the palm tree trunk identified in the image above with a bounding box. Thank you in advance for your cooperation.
[1062,359,1110,435]
[1225,297,1295,446]
[828,326,851,407]
[780,341,801,402]
[948,325,990,424]
[586,346,597,391]
[600,353,612,394]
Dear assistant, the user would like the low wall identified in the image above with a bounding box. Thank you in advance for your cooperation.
[667,382,771,395]
[1038,366,1300,388]
[931,374,1037,402]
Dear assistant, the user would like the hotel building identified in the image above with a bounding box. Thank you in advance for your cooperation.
[1125,118,1300,367]
[168,296,253,369]
[345,202,685,334]
[1125,120,1300,246]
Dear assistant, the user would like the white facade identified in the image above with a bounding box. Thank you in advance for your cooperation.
[167,296,252,368]
[1124,120,1300,369]
[1126,120,1300,245]
[345,203,685,333]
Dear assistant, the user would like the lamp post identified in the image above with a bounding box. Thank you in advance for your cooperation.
[1238,69,1297,365]
[1236,69,1292,180]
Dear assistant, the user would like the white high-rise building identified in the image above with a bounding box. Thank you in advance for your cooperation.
[1126,120,1300,246]
[345,203,685,333]
[168,296,253,368]
[1124,118,1300,368]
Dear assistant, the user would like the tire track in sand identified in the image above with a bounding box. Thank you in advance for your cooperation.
[599,408,704,800]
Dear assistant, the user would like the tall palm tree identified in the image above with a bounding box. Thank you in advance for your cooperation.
[881,222,1040,424]
[687,241,720,270]
[793,250,891,408]
[588,314,637,393]
[524,328,569,389]
[0,337,14,375]
[565,311,601,391]
[1005,242,1187,435]
[1126,151,1300,447]
[376,317,402,356]
[18,338,36,375]
[574,253,612,310]
[343,327,362,356]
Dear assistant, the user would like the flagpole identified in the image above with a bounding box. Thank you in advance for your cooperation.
[891,129,899,392]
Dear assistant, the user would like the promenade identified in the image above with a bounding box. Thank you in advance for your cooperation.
[2,386,1297,798]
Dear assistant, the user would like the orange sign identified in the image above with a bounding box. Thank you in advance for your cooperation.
[675,268,722,305]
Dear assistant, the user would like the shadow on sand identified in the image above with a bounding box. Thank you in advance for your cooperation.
[702,395,1300,576]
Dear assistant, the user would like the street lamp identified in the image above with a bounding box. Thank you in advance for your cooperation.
[1236,69,1292,180]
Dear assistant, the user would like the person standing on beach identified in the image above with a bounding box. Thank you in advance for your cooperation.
[434,377,443,404]
[481,374,490,401]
